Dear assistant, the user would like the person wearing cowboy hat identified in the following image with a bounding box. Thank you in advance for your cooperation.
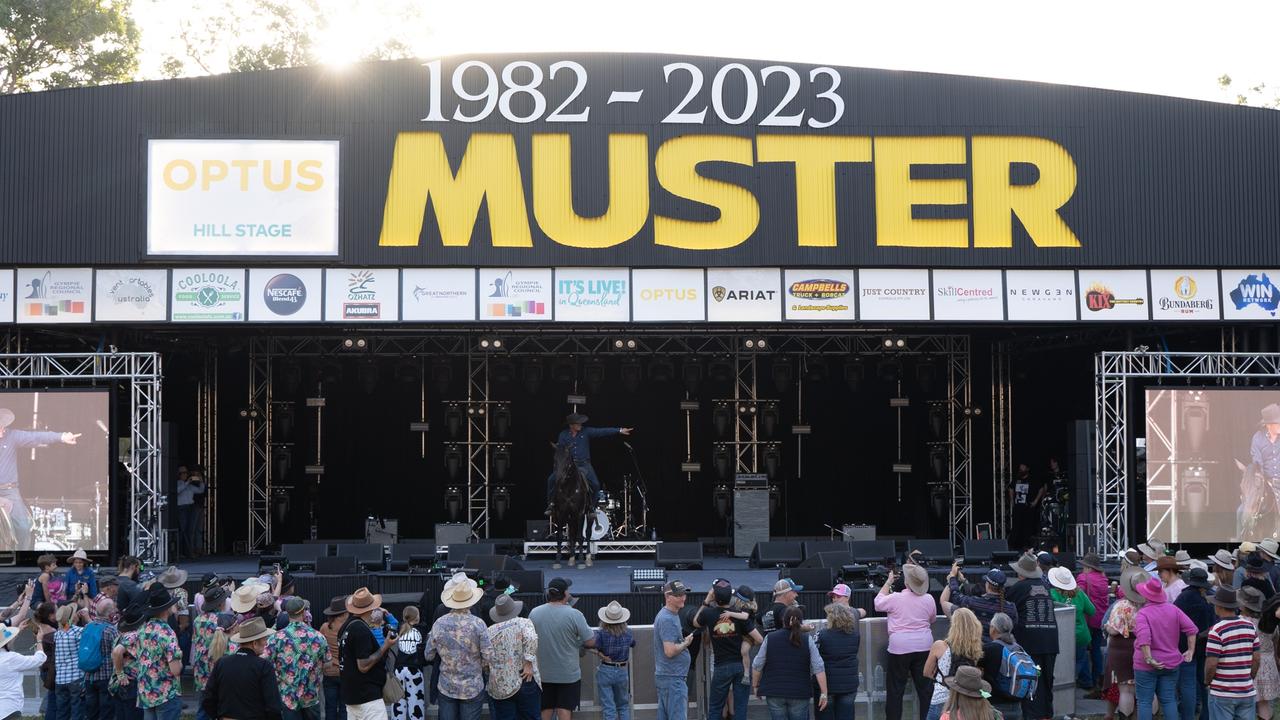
[486,593,540,720]
[941,563,1017,640]
[1004,553,1060,720]
[0,407,80,549]
[337,588,396,720]
[1047,567,1096,693]
[156,566,189,611]
[1075,551,1110,695]
[1241,552,1277,601]
[1249,539,1280,592]
[531,578,598,720]
[1250,403,1280,535]
[1208,549,1237,589]
[1172,568,1215,720]
[875,564,935,720]
[1133,576,1198,720]
[202,617,284,720]
[939,665,998,720]
[174,464,205,560]
[131,585,185,720]
[1156,557,1187,604]
[1204,587,1261,720]
[65,548,98,600]
[1137,541,1167,573]
[544,413,634,513]
[592,601,635,720]
[262,597,329,720]
[425,578,492,720]
[316,597,349,720]
[192,585,231,713]
[0,618,50,719]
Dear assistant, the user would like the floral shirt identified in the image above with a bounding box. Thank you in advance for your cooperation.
[134,618,181,708]
[425,611,493,701]
[1106,598,1139,637]
[110,631,140,697]
[263,620,330,710]
[486,617,539,701]
[190,612,220,692]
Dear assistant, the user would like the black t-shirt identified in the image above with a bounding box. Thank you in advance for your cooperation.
[1010,474,1040,507]
[678,603,703,665]
[394,623,430,669]
[696,604,756,666]
[338,617,385,705]
[1003,579,1059,655]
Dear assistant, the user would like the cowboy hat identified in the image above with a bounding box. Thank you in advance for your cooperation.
[231,585,260,614]
[1259,404,1280,426]
[1211,587,1240,609]
[1138,542,1161,560]
[1156,556,1180,573]
[0,625,20,652]
[1174,550,1193,568]
[598,600,631,624]
[1048,567,1077,592]
[323,596,349,617]
[199,572,220,590]
[566,413,588,425]
[0,409,14,429]
[1209,549,1237,570]
[1122,548,1142,566]
[346,587,382,616]
[201,586,228,614]
[903,564,929,596]
[66,549,89,564]
[158,566,188,589]
[1261,539,1280,561]
[1246,552,1267,571]
[943,665,992,699]
[1081,551,1104,571]
[490,594,524,623]
[1239,542,1257,555]
[1137,577,1167,604]
[1239,586,1265,613]
[442,579,484,610]
[1184,568,1212,590]
[230,617,275,644]
[143,585,178,614]
[1121,570,1153,605]
[1010,553,1043,579]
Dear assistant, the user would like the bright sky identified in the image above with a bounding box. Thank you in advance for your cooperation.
[134,0,1275,104]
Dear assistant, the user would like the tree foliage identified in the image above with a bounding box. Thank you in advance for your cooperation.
[0,0,140,94]
[1218,73,1280,109]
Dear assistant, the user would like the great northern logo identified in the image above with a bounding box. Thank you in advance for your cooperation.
[1229,273,1280,315]
[789,280,849,300]
[711,286,776,302]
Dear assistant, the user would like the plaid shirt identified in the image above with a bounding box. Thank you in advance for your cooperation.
[592,628,634,663]
[83,620,119,683]
[53,625,84,685]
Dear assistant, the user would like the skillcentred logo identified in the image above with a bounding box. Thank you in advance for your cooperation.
[1229,273,1280,315]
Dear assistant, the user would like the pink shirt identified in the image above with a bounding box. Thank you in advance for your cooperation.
[1134,601,1197,672]
[874,589,936,654]
[1076,570,1110,630]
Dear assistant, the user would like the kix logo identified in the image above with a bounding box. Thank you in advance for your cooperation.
[161,159,326,192]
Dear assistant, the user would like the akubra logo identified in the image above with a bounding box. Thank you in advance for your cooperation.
[263,274,306,315]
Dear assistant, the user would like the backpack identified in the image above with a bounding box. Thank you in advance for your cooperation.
[78,621,106,672]
[995,640,1039,700]
[934,642,978,684]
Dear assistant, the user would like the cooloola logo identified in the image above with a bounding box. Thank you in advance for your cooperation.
[790,280,849,300]
[263,273,306,315]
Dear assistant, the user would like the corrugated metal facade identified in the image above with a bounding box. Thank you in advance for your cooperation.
[1,54,1278,267]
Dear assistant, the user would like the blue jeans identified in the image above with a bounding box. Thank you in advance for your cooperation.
[597,665,632,720]
[1089,628,1106,687]
[323,676,347,720]
[492,679,541,720]
[111,691,139,720]
[44,683,58,720]
[707,663,748,720]
[655,675,688,720]
[178,504,199,557]
[926,702,944,720]
[1177,661,1201,720]
[83,678,113,720]
[0,487,31,547]
[1208,694,1256,720]
[766,697,810,720]
[437,694,484,720]
[55,681,82,720]
[816,690,857,720]
[1136,668,1180,720]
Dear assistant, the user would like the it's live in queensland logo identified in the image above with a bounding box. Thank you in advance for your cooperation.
[1229,273,1280,316]
[557,277,626,308]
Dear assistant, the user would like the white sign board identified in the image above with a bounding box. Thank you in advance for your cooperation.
[631,269,705,322]
[324,268,399,322]
[932,269,1004,321]
[1220,270,1280,320]
[171,269,246,322]
[783,269,856,321]
[401,269,477,321]
[858,269,930,321]
[248,268,324,322]
[16,268,92,324]
[0,271,13,323]
[554,268,630,322]
[706,268,782,322]
[1078,270,1149,321]
[478,269,552,321]
[1005,270,1078,321]
[1149,269,1220,320]
[147,139,340,256]
[95,269,169,322]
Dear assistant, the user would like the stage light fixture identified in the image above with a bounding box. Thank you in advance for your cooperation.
[896,339,906,349]
[709,356,733,383]
[493,484,511,521]
[444,446,462,480]
[552,358,576,385]
[239,407,261,419]
[713,401,732,437]
[1181,394,1209,456]
[768,485,780,518]
[395,359,420,384]
[445,403,464,437]
[342,337,368,351]
[478,337,504,351]
[431,361,453,395]
[613,338,638,351]
[883,338,895,349]
[320,359,344,384]
[805,358,829,383]
[649,357,674,383]
[713,484,731,519]
[358,361,379,394]
[772,359,793,393]
[584,360,605,393]
[713,443,732,480]
[280,361,302,394]
[927,400,948,439]
[843,360,864,392]
[494,403,511,439]
[681,359,702,394]
[760,401,779,437]
[877,359,901,382]
[493,444,511,481]
[490,360,515,385]
[763,443,782,479]
[620,359,642,391]
[522,360,544,394]
[444,485,463,521]
[915,361,936,394]
[929,443,948,482]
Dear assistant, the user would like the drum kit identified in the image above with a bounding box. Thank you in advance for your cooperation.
[31,500,101,551]
[577,473,650,542]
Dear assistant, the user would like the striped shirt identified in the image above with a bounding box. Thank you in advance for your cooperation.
[1206,617,1260,697]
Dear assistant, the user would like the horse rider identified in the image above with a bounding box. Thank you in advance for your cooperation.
[545,413,632,516]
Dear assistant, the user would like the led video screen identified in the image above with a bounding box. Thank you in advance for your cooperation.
[0,390,111,551]
[1146,388,1280,542]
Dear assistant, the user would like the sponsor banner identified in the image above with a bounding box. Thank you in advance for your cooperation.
[401,268,477,321]
[94,269,169,322]
[932,269,1004,321]
[1221,270,1280,320]
[324,268,399,322]
[1078,269,1149,321]
[16,268,92,324]
[783,269,856,321]
[1149,269,1220,320]
[631,269,704,322]
[1005,270,1077,321]
[248,268,323,322]
[554,268,629,322]
[706,268,782,322]
[479,268,552,321]
[0,270,13,323]
[171,269,246,321]
[147,139,340,256]
[858,269,930,321]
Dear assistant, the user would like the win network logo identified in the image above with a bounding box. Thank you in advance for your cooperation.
[1229,273,1280,315]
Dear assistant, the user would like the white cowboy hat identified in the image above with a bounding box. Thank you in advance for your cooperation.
[441,579,483,610]
[230,617,275,644]
[231,585,259,614]
[597,600,631,624]
[1048,566,1077,591]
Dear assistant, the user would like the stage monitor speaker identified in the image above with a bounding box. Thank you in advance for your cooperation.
[799,551,854,569]
[750,541,804,569]
[436,523,473,547]
[1067,420,1096,523]
[466,555,509,574]
[499,569,544,594]
[784,567,836,590]
[656,542,704,570]
[841,524,876,541]
[526,520,549,542]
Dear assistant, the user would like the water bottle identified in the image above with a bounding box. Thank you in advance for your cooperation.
[873,665,885,692]
[651,529,657,541]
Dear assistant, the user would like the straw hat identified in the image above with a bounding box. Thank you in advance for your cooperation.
[67,549,89,564]
[1261,539,1280,561]
[0,625,21,651]
[1048,567,1077,592]
[230,617,275,644]
[231,585,259,614]
[441,579,483,610]
[903,564,929,595]
[346,587,383,616]
[597,600,631,624]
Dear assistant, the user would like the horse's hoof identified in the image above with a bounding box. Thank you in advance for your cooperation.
[577,563,587,570]
[585,556,593,567]
[552,562,562,569]
[568,556,576,565]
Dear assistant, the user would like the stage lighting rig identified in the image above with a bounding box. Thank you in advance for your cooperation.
[771,359,793,393]
[478,337,504,351]
[444,445,462,479]
[341,337,368,351]
[763,443,782,479]
[843,360,864,392]
[552,358,576,385]
[743,338,769,350]
[713,443,732,480]
[708,356,733,383]
[493,484,511,521]
[1180,391,1209,456]
[493,444,511,481]
[444,486,463,521]
[584,360,605,393]
[431,361,453,395]
[713,484,731,519]
[620,359,642,391]
[494,403,511,439]
[445,403,464,437]
[522,360,544,394]
[238,407,261,419]
[682,358,703,394]
[760,401,780,437]
[927,400,948,439]
[712,401,732,437]
[612,338,639,351]
[649,357,674,383]
[882,337,907,351]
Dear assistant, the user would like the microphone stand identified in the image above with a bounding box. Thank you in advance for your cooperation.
[622,442,649,539]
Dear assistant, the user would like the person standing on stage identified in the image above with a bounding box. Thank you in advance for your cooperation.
[545,414,632,513]
[0,408,81,549]
[1008,463,1045,551]
[175,466,205,560]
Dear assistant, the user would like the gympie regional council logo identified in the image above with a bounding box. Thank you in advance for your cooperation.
[174,272,242,320]
[789,279,850,312]
[1229,273,1280,315]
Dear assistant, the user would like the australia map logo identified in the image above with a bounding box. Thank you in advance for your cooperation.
[1229,273,1280,315]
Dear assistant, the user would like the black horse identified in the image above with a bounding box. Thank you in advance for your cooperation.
[549,444,594,569]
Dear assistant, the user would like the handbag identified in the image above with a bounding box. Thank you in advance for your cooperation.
[382,651,404,704]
